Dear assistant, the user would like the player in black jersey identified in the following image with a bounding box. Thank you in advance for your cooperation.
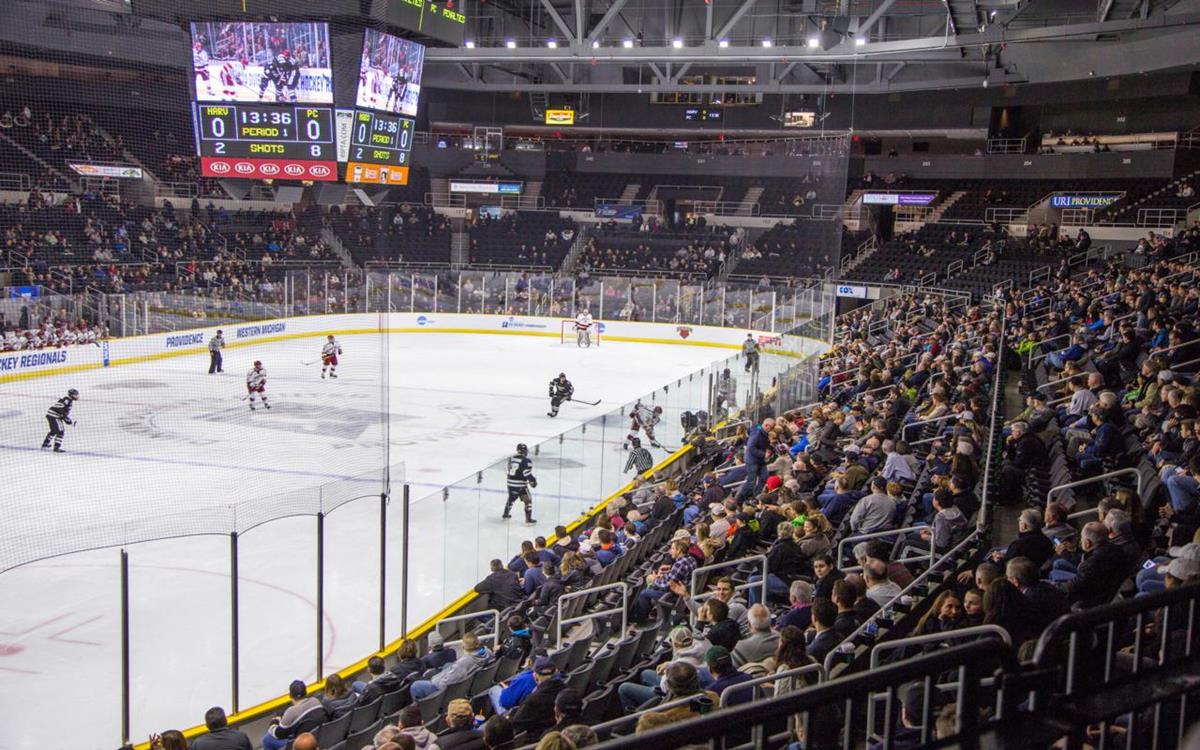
[42,388,79,452]
[548,373,573,418]
[259,53,300,102]
[386,70,409,112]
[504,443,538,525]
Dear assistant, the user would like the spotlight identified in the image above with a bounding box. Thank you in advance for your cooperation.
[592,40,600,48]
[761,38,773,48]
[807,37,820,48]
[464,40,475,48]
[547,39,557,48]
[505,39,517,48]
[623,39,634,48]
[672,38,684,48]
[855,37,866,47]
[718,39,730,48]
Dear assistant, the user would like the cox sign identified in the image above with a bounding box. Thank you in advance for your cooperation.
[836,284,868,299]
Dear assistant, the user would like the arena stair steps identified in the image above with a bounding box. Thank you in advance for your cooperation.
[737,185,764,216]
[927,190,967,223]
[0,131,74,191]
[450,224,470,267]
[617,182,641,204]
[320,227,356,269]
[558,223,590,273]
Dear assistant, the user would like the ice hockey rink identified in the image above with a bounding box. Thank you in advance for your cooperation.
[0,330,738,750]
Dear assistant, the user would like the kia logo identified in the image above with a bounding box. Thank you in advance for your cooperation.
[209,161,230,174]
[309,164,331,177]
[283,164,304,176]
[234,162,254,174]
[259,163,280,176]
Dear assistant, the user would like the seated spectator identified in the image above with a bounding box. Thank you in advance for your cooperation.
[866,682,944,750]
[482,715,515,750]
[320,674,362,719]
[779,580,814,630]
[358,655,405,703]
[618,625,711,711]
[732,604,779,667]
[1005,557,1067,633]
[475,559,525,610]
[410,633,493,701]
[421,632,457,671]
[990,509,1055,569]
[398,705,440,750]
[558,725,597,749]
[631,539,696,621]
[1051,521,1130,608]
[704,646,754,706]
[849,476,897,534]
[439,699,485,750]
[999,421,1049,502]
[262,680,328,750]
[863,559,902,607]
[189,707,252,750]
[804,599,843,664]
[633,663,719,732]
[510,656,567,739]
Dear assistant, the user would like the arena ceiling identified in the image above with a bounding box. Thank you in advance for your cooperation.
[425,0,1200,93]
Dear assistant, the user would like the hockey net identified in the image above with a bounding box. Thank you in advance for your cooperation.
[560,320,601,346]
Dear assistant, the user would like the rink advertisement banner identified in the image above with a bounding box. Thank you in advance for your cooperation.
[1049,193,1122,208]
[68,163,144,179]
[200,156,338,181]
[0,313,823,383]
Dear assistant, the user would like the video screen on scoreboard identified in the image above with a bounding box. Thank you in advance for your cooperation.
[190,21,333,104]
[356,29,425,117]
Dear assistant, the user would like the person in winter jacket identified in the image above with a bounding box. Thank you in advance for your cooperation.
[398,705,441,750]
[510,656,567,739]
[617,626,711,711]
[356,656,405,704]
[420,631,457,671]
[390,639,426,681]
[409,633,493,701]
[917,492,970,552]
[262,680,328,750]
[319,674,361,719]
[498,615,533,664]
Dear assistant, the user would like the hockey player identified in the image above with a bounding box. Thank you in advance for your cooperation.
[246,360,270,411]
[548,372,573,418]
[386,68,409,112]
[627,401,663,449]
[193,41,214,97]
[742,333,761,372]
[321,335,342,379]
[715,368,736,412]
[503,443,538,525]
[624,437,654,475]
[42,388,79,452]
[219,57,247,99]
[259,52,300,103]
[208,329,225,374]
[574,310,594,348]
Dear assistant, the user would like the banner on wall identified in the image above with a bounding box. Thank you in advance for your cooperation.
[836,284,868,299]
[594,203,644,220]
[1049,194,1121,208]
[862,192,937,206]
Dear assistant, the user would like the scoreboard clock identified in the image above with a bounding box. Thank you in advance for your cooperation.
[193,103,337,181]
[346,109,415,185]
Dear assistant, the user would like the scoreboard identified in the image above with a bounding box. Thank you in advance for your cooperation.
[193,103,337,181]
[346,110,415,186]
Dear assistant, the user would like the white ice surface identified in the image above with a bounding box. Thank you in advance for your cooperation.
[0,332,730,750]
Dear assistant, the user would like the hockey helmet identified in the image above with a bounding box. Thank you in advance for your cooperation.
[327,334,335,340]
[254,360,263,368]
[67,388,79,399]
[654,406,663,414]
[194,41,203,51]
[630,437,641,448]
[275,53,288,64]
[558,372,567,380]
[516,443,529,456]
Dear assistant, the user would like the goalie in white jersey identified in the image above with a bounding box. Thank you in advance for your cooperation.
[321,335,342,379]
[246,360,270,411]
[573,311,594,348]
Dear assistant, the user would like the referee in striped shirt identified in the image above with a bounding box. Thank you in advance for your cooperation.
[625,437,654,475]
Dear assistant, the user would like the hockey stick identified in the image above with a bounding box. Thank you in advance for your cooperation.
[571,397,602,406]
[301,360,320,366]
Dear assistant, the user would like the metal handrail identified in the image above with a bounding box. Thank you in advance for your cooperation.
[865,625,1012,739]
[556,582,627,647]
[1046,467,1144,507]
[836,525,935,574]
[434,608,501,650]
[688,554,768,626]
[1028,333,1073,368]
[900,413,958,441]
[823,528,982,676]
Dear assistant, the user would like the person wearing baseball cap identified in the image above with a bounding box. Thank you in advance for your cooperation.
[439,699,482,750]
[1137,541,1200,594]
[704,646,753,707]
[510,655,566,739]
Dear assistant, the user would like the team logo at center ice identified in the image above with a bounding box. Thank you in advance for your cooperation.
[676,326,693,339]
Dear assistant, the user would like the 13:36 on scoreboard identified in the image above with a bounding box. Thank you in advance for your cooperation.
[193,102,338,181]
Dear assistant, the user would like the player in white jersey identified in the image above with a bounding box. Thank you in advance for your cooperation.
[246,360,270,411]
[219,58,246,99]
[574,310,594,348]
[627,401,663,449]
[321,335,342,379]
[193,42,213,97]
